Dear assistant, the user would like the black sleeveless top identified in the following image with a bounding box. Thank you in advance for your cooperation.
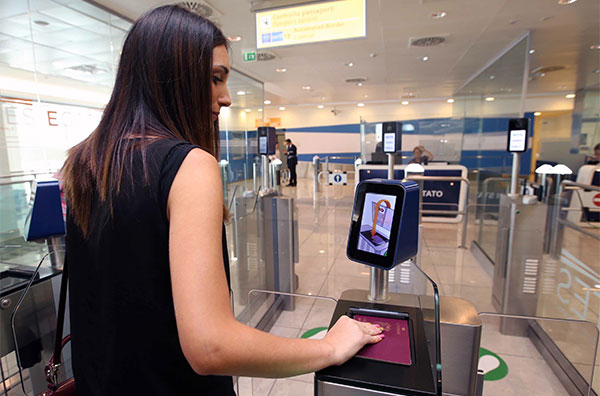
[66,139,235,395]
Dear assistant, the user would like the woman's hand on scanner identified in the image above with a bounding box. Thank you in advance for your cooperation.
[323,315,384,366]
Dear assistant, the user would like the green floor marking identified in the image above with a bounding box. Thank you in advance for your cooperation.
[301,327,328,339]
[478,348,509,381]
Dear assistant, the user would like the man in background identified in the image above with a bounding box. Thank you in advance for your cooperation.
[284,138,298,186]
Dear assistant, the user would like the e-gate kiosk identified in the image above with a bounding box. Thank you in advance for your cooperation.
[315,125,482,396]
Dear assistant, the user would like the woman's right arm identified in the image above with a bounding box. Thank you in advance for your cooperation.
[167,148,383,378]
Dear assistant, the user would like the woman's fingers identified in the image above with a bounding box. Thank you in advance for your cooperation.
[355,320,383,335]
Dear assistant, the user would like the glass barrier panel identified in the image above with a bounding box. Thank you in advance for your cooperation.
[478,313,598,396]
[538,214,600,393]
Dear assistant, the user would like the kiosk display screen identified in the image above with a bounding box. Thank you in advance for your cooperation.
[347,181,406,269]
[506,118,529,153]
[259,136,267,155]
[358,193,397,257]
[383,133,396,153]
[508,129,526,152]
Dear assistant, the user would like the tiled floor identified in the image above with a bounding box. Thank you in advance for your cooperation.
[234,177,584,396]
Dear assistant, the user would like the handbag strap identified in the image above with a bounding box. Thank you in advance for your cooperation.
[52,258,69,366]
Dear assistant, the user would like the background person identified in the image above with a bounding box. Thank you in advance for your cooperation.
[61,6,382,396]
[586,143,600,165]
[409,145,434,165]
[284,138,298,186]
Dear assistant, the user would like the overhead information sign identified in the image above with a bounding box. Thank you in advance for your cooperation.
[256,0,366,49]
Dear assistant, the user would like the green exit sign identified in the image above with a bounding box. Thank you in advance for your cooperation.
[243,51,257,62]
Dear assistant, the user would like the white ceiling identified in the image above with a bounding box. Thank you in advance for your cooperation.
[4,0,599,108]
[0,0,131,87]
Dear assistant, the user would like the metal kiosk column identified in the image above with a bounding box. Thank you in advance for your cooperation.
[254,127,298,321]
[370,122,402,302]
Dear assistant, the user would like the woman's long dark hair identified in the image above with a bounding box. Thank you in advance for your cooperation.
[62,5,228,236]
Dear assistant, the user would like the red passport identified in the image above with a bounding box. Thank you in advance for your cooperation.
[354,314,412,365]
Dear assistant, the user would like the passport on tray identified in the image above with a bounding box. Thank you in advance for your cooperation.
[353,314,413,365]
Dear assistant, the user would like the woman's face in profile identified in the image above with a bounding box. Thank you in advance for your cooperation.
[211,45,232,121]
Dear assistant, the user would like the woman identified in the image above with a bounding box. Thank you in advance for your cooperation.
[61,5,382,395]
[409,145,434,165]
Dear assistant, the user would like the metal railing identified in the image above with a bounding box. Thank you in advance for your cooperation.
[405,175,470,249]
[553,181,600,249]
[0,170,57,180]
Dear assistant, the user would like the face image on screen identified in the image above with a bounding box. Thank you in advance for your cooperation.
[358,193,397,257]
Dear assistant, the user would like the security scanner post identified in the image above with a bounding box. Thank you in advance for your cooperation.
[258,126,277,193]
[316,179,442,396]
[233,126,298,327]
[492,118,547,335]
[315,178,484,396]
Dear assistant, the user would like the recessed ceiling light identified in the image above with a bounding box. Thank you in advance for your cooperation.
[245,109,251,112]
[558,0,577,4]
[264,100,271,104]
[302,85,311,90]
[257,108,263,112]
[485,96,495,102]
[227,35,242,42]
[33,20,50,26]
[593,69,600,73]
[508,19,517,25]
[534,112,542,116]
[357,82,363,87]
[321,96,326,100]
[489,75,495,80]
[541,16,554,21]
[529,49,535,54]
[369,53,377,58]
[591,44,600,50]
[401,100,409,105]
[363,94,368,98]
[447,98,455,103]
[236,91,245,96]
[565,93,576,99]
[276,68,287,72]
[345,62,354,67]
[422,56,429,61]
[357,103,365,107]
[279,106,286,110]
[431,11,447,19]
[317,105,324,109]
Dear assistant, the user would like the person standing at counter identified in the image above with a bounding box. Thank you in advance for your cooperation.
[285,138,298,186]
[409,145,434,165]
[60,5,382,396]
